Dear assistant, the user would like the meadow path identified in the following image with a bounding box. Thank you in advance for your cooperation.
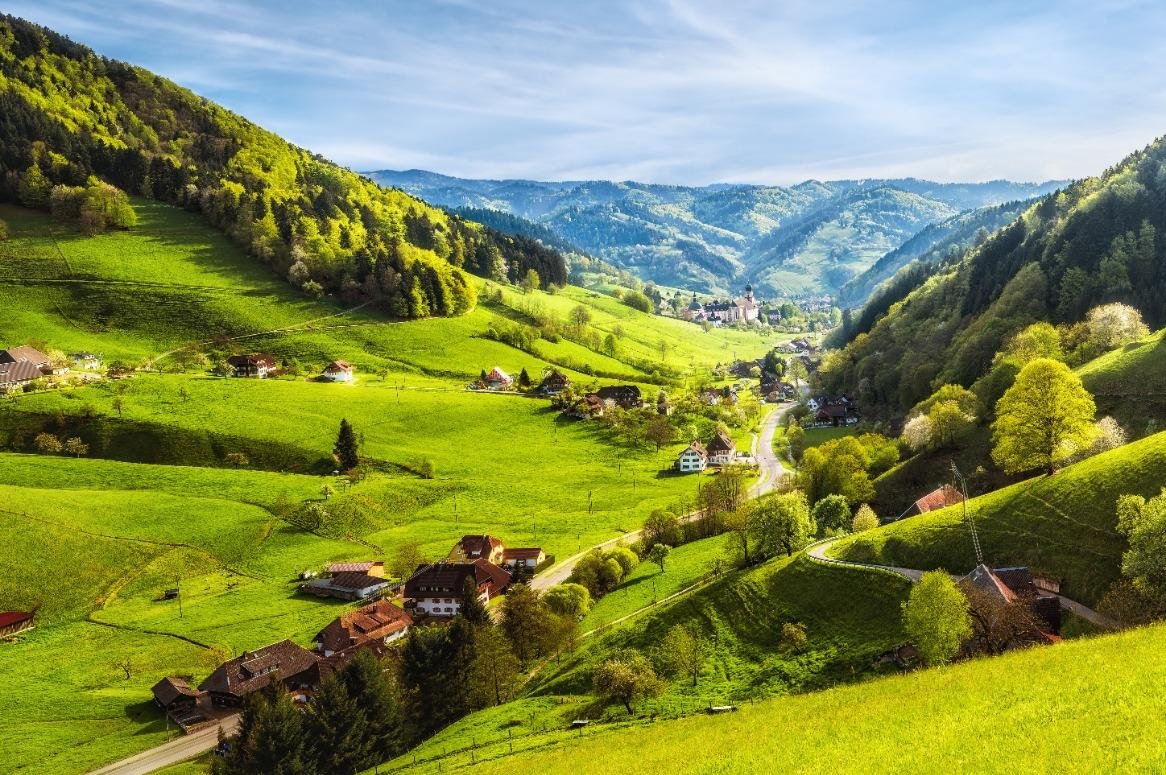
[531,405,789,592]
[87,714,239,775]
[805,537,1122,629]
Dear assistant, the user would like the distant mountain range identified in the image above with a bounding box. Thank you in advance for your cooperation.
[368,169,1067,301]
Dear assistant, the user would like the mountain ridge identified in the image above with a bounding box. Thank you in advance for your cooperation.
[371,168,1067,299]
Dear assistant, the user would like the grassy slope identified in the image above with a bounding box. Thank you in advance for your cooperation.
[0,201,777,774]
[832,430,1166,605]
[387,621,1166,774]
[1078,328,1166,431]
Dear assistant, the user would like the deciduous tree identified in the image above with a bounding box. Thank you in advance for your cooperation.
[992,358,1096,474]
[593,650,661,714]
[902,571,972,665]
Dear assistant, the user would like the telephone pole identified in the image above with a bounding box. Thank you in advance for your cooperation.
[950,462,981,565]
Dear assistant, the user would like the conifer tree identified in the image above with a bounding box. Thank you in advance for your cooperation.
[333,418,360,471]
[460,576,490,627]
[339,649,403,764]
[306,673,370,775]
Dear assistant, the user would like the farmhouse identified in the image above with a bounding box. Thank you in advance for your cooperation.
[565,393,605,419]
[321,360,354,382]
[324,561,384,577]
[313,599,413,657]
[199,640,320,707]
[0,345,52,372]
[0,360,43,393]
[485,366,513,390]
[675,441,708,473]
[898,484,966,520]
[404,560,511,618]
[596,384,641,409]
[0,610,35,639]
[706,431,737,466]
[227,353,276,378]
[300,571,390,601]
[151,677,205,712]
[501,547,546,569]
[536,369,571,395]
[69,352,102,370]
[449,534,506,564]
[960,564,1062,649]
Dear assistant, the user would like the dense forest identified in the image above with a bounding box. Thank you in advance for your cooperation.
[821,132,1166,415]
[0,15,566,318]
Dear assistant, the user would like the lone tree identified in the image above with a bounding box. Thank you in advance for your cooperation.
[517,367,532,390]
[810,494,851,536]
[644,415,677,452]
[64,437,89,458]
[992,358,1096,474]
[647,543,670,573]
[902,571,972,665]
[333,418,360,471]
[224,451,249,469]
[658,623,708,686]
[851,504,880,532]
[593,650,661,714]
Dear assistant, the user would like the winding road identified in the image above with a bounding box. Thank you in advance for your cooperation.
[532,405,789,592]
[88,715,238,775]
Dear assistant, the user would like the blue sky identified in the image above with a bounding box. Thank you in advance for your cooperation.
[10,0,1166,184]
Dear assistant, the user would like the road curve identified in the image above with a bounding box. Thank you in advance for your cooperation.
[806,536,1122,630]
[88,714,239,775]
[532,405,789,592]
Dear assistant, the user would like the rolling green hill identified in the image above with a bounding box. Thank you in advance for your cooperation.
[830,430,1166,606]
[378,619,1166,774]
[0,14,569,319]
[1077,327,1166,430]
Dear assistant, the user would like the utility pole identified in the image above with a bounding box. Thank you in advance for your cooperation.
[950,462,981,565]
[175,574,183,619]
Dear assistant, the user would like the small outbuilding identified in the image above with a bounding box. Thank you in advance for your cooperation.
[322,360,354,382]
[300,571,390,602]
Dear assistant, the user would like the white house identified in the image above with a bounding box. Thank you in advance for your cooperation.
[69,352,102,370]
[404,561,511,617]
[501,547,546,569]
[322,360,354,382]
[675,441,708,473]
[485,367,513,390]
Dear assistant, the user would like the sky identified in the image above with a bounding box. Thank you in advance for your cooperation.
[9,0,1166,185]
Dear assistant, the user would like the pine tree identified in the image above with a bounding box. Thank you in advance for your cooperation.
[306,673,370,775]
[333,418,360,471]
[517,367,532,390]
[460,576,490,627]
[339,649,403,764]
[214,688,307,775]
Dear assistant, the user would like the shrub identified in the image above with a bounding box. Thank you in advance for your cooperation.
[851,504,880,532]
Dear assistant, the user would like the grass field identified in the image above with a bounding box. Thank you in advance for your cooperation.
[380,620,1166,774]
[0,199,782,774]
[832,430,1166,605]
[1077,327,1166,431]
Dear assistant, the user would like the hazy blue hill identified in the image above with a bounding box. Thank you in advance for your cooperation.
[371,169,1065,299]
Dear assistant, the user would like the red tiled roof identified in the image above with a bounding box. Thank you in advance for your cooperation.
[472,559,512,591]
[0,611,33,628]
[503,548,544,560]
[227,354,276,368]
[914,484,965,514]
[314,599,412,654]
[458,535,502,559]
[325,360,353,372]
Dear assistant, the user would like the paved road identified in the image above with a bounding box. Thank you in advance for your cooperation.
[806,537,1122,630]
[531,405,789,592]
[88,714,239,775]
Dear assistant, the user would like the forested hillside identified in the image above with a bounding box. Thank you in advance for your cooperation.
[822,133,1166,415]
[373,169,1064,298]
[0,15,566,319]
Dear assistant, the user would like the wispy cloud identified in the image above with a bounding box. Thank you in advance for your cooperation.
[9,0,1166,184]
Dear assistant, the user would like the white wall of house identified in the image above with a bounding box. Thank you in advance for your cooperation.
[708,451,734,466]
[676,452,707,472]
[323,370,354,382]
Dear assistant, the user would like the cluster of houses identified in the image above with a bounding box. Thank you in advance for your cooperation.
[563,384,643,419]
[154,533,546,733]
[681,286,761,326]
[675,429,738,473]
[0,345,101,393]
[225,354,355,382]
[469,367,573,396]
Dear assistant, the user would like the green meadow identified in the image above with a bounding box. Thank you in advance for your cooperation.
[384,620,1166,774]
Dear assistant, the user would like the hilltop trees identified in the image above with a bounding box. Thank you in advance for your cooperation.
[902,571,972,666]
[991,358,1096,474]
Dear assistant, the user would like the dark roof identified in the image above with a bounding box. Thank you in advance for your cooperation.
[404,561,511,598]
[0,346,50,365]
[817,404,848,419]
[596,385,641,404]
[962,564,1017,604]
[707,431,736,453]
[502,548,544,560]
[994,567,1039,597]
[310,572,387,590]
[539,371,570,389]
[314,599,412,654]
[227,354,276,367]
[199,640,319,697]
[0,360,43,385]
[152,677,202,706]
[0,611,34,628]
[679,441,706,457]
[457,535,503,559]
